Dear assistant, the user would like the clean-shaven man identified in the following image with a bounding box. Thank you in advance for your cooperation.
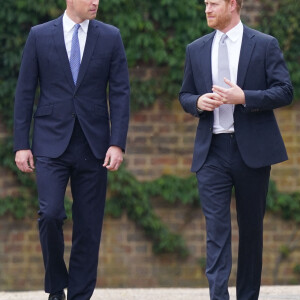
[14,0,130,299]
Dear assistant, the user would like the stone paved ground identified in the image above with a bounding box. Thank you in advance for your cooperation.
[0,286,299,300]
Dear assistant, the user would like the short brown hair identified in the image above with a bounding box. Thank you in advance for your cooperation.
[224,0,243,13]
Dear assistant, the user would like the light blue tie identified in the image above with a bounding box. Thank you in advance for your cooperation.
[70,24,81,85]
[218,34,234,129]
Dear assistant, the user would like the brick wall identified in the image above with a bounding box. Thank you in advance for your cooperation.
[1,0,300,291]
[241,0,262,25]
[0,203,299,290]
[0,117,19,199]
[272,104,300,192]
[126,101,300,193]
[126,100,195,181]
[1,100,300,290]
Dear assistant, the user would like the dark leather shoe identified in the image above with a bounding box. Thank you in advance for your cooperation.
[48,291,65,300]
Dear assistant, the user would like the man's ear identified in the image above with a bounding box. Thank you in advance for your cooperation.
[230,0,237,12]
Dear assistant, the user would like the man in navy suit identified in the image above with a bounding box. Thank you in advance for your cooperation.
[14,0,130,299]
[179,0,293,299]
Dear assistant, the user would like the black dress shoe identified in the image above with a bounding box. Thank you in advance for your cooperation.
[48,291,65,300]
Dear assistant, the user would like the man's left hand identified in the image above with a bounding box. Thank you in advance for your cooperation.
[212,77,245,105]
[103,146,123,171]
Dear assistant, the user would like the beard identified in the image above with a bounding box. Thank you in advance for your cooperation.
[206,12,232,31]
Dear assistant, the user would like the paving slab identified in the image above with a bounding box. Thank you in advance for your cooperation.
[0,286,299,300]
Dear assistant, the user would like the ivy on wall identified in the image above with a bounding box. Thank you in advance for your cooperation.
[1,135,300,258]
[99,0,211,109]
[258,0,300,99]
[0,0,208,256]
[0,137,195,256]
[1,0,299,126]
[0,0,210,130]
[0,0,300,258]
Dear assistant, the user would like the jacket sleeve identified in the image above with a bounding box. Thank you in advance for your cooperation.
[108,30,130,152]
[179,45,203,118]
[243,37,293,112]
[13,28,38,152]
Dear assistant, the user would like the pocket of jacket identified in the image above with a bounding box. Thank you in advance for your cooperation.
[33,104,53,117]
[94,104,109,118]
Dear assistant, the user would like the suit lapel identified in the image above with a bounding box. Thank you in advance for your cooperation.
[52,16,75,89]
[203,36,214,92]
[237,25,256,88]
[195,32,215,92]
[75,20,101,92]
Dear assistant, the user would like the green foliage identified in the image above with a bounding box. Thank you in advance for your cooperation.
[1,132,300,255]
[294,264,300,275]
[0,0,300,257]
[197,257,206,272]
[0,136,196,255]
[147,174,199,205]
[279,244,291,259]
[0,0,206,255]
[99,0,210,108]
[0,136,72,219]
[0,0,66,130]
[266,181,300,223]
[100,0,207,67]
[106,166,199,256]
[258,0,300,99]
[0,0,210,125]
[1,0,298,128]
[130,79,158,111]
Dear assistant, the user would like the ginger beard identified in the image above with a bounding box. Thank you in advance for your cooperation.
[206,1,232,31]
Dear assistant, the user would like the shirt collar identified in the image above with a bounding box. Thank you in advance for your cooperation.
[63,11,89,34]
[216,21,243,43]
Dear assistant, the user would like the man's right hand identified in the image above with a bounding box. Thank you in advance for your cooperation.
[197,93,223,111]
[15,150,35,173]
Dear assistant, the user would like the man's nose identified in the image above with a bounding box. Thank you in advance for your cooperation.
[205,5,212,13]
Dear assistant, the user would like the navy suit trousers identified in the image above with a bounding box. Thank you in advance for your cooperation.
[196,133,270,300]
[36,119,107,300]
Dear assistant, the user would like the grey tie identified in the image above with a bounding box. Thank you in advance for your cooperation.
[218,34,234,129]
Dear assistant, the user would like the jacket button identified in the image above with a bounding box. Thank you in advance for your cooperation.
[72,113,76,118]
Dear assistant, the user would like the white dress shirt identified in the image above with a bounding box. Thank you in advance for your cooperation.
[211,21,243,134]
[63,11,89,62]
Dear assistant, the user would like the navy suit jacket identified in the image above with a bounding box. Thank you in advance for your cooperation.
[179,25,293,172]
[14,16,130,159]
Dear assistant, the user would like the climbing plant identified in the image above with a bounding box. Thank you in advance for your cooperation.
[258,0,300,99]
[0,0,300,258]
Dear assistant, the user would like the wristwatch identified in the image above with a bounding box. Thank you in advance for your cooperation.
[197,107,204,114]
